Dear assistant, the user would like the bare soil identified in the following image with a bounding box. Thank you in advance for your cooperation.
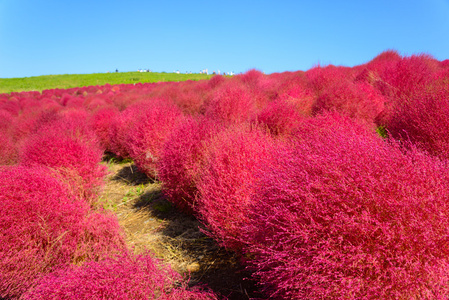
[99,160,265,300]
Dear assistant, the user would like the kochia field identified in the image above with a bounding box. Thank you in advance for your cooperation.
[1,50,449,299]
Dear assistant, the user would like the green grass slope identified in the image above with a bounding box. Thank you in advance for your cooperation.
[0,72,213,94]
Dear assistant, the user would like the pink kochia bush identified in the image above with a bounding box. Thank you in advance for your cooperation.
[19,117,107,203]
[242,113,449,299]
[204,80,258,125]
[254,98,307,137]
[386,77,449,160]
[312,80,386,126]
[24,253,217,300]
[158,116,223,213]
[0,131,18,165]
[0,166,126,299]
[124,99,185,178]
[196,124,276,250]
[88,106,120,152]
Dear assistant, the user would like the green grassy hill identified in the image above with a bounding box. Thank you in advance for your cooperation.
[0,72,213,94]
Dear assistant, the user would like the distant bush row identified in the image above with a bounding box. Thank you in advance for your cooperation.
[1,50,449,299]
[0,84,217,298]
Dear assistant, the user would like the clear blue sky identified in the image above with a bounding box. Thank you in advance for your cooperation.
[1,0,448,78]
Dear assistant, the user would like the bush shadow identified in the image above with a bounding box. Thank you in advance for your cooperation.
[133,188,265,300]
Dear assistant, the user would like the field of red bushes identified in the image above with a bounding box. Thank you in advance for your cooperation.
[1,50,449,299]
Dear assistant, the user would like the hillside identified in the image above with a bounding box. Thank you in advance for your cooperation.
[0,71,213,94]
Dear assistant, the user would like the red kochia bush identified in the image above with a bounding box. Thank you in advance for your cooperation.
[158,116,223,213]
[254,99,307,137]
[204,80,258,125]
[0,166,126,299]
[196,124,276,250]
[0,131,18,165]
[386,83,449,160]
[24,253,217,300]
[275,71,316,115]
[312,80,386,126]
[20,119,107,203]
[242,113,449,299]
[88,106,120,152]
[124,99,185,178]
[382,53,440,100]
[108,105,138,159]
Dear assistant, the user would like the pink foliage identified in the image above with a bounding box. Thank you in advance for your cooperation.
[196,125,276,250]
[254,99,307,137]
[306,65,355,95]
[386,83,449,159]
[275,71,316,115]
[382,53,440,100]
[204,80,258,125]
[158,116,223,213]
[0,96,21,115]
[313,80,386,125]
[0,166,126,299]
[88,106,120,152]
[242,113,449,299]
[0,109,15,131]
[20,117,107,203]
[0,131,18,165]
[124,99,185,178]
[23,253,217,300]
[108,106,137,159]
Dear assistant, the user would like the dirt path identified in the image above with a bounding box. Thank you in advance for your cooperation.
[99,160,264,300]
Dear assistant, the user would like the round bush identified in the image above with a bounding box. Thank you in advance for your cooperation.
[20,125,107,203]
[23,253,217,300]
[0,166,126,299]
[386,80,449,160]
[196,124,277,250]
[124,99,185,178]
[242,113,449,299]
[158,116,223,213]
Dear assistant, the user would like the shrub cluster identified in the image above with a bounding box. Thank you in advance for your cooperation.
[2,50,449,299]
[242,114,449,298]
[24,253,217,300]
[0,166,126,299]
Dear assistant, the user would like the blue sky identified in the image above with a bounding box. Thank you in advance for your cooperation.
[1,0,448,78]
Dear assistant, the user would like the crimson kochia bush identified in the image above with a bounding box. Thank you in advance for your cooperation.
[195,124,277,250]
[23,253,217,300]
[123,99,185,178]
[242,113,449,299]
[0,166,126,299]
[158,116,223,213]
[20,119,107,204]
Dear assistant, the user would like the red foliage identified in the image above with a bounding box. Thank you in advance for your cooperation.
[23,253,217,300]
[242,113,449,299]
[88,106,120,152]
[124,99,185,178]
[386,83,449,159]
[275,71,316,115]
[0,166,126,299]
[382,53,440,99]
[0,96,21,115]
[372,53,441,127]
[306,65,355,95]
[158,116,223,213]
[108,105,137,159]
[20,117,107,203]
[0,131,18,165]
[254,99,307,137]
[196,124,276,250]
[312,80,386,126]
[204,80,258,125]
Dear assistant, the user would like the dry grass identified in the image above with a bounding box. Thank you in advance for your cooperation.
[99,159,263,300]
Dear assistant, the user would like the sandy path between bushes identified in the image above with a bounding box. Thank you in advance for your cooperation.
[99,160,262,300]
